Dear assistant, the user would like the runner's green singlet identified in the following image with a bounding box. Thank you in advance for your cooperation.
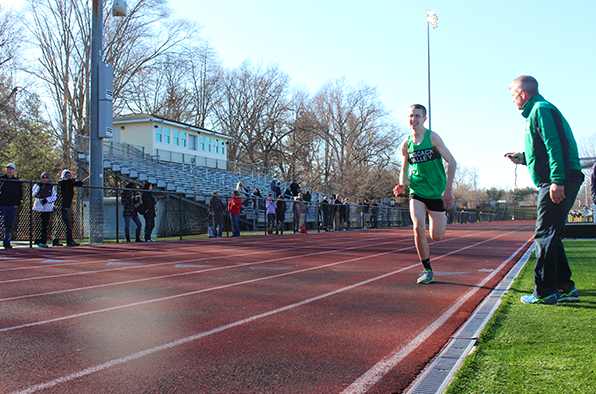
[407,129,446,199]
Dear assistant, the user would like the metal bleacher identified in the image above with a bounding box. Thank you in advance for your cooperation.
[75,135,277,201]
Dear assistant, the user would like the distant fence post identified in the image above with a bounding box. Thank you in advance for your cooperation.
[179,193,183,240]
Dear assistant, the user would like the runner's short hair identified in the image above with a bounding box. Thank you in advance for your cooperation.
[410,104,427,117]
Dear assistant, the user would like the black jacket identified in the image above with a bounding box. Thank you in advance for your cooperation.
[142,191,157,218]
[275,199,286,220]
[57,178,83,209]
[209,196,225,225]
[0,175,23,206]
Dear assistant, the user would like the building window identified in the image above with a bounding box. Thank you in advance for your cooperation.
[188,134,197,150]
[173,129,179,146]
[206,136,211,152]
[155,125,162,143]
[214,139,219,154]
[221,141,225,155]
[164,127,170,144]
[181,131,187,148]
[199,135,205,151]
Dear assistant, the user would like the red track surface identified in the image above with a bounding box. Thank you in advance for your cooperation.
[0,222,535,394]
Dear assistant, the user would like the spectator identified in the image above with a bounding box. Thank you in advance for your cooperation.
[207,209,215,238]
[53,169,83,247]
[228,190,242,237]
[362,199,370,228]
[275,194,286,235]
[341,198,350,230]
[333,195,342,231]
[270,178,278,194]
[321,195,333,231]
[265,194,276,234]
[302,188,312,202]
[0,163,23,249]
[236,181,250,198]
[369,199,379,229]
[209,191,225,237]
[274,181,282,199]
[121,182,142,242]
[290,179,300,197]
[141,182,157,242]
[32,172,57,248]
[283,186,293,199]
[292,195,302,234]
[356,199,364,229]
[252,187,263,210]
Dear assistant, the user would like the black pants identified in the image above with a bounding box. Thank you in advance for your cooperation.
[54,208,74,243]
[35,211,52,244]
[144,216,155,241]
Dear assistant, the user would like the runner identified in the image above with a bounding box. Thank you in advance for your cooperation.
[394,104,457,284]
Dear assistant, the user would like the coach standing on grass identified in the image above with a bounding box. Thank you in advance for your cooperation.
[506,75,584,305]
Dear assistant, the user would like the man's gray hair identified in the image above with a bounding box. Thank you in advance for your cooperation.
[512,75,539,96]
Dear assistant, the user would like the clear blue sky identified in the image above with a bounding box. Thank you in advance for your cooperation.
[3,0,595,189]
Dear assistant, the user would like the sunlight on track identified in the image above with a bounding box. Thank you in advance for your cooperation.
[8,228,532,394]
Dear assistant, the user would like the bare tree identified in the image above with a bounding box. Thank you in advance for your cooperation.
[122,53,193,121]
[305,77,405,196]
[578,133,596,159]
[186,41,223,129]
[213,60,296,168]
[25,0,199,164]
[0,5,20,71]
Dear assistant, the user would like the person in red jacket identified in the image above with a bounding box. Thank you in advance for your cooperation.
[228,190,242,237]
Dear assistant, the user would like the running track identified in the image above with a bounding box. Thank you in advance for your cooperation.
[0,222,535,394]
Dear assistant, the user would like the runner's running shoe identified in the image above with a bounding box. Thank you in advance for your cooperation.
[520,294,558,305]
[417,269,434,284]
[556,288,580,302]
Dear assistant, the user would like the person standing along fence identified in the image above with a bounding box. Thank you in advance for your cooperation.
[0,163,23,249]
[141,182,157,242]
[32,172,56,248]
[121,182,142,242]
[228,190,242,237]
[53,170,82,247]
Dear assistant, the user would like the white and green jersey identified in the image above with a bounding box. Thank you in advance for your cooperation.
[407,130,446,200]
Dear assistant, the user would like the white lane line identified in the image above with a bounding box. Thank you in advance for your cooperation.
[0,240,416,333]
[174,264,212,268]
[403,241,535,394]
[12,263,420,394]
[0,238,409,303]
[11,230,520,394]
[0,234,389,272]
[339,238,533,394]
[0,235,393,285]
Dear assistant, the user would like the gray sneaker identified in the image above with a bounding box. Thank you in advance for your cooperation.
[417,269,434,284]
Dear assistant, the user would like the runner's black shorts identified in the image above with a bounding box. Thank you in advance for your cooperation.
[410,194,445,212]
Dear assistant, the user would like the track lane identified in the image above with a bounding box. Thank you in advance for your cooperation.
[0,222,535,393]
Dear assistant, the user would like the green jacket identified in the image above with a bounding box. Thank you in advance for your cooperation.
[521,94,581,186]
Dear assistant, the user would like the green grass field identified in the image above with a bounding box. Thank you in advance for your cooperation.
[445,239,596,394]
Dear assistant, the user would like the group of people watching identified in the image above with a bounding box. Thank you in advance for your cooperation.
[0,162,163,249]
[320,195,380,231]
[0,163,82,249]
[204,176,385,238]
[120,181,158,243]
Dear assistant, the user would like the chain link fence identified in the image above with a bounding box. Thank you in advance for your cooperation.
[2,179,498,247]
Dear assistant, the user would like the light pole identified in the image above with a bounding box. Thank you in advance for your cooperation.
[426,9,438,130]
[89,0,126,243]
